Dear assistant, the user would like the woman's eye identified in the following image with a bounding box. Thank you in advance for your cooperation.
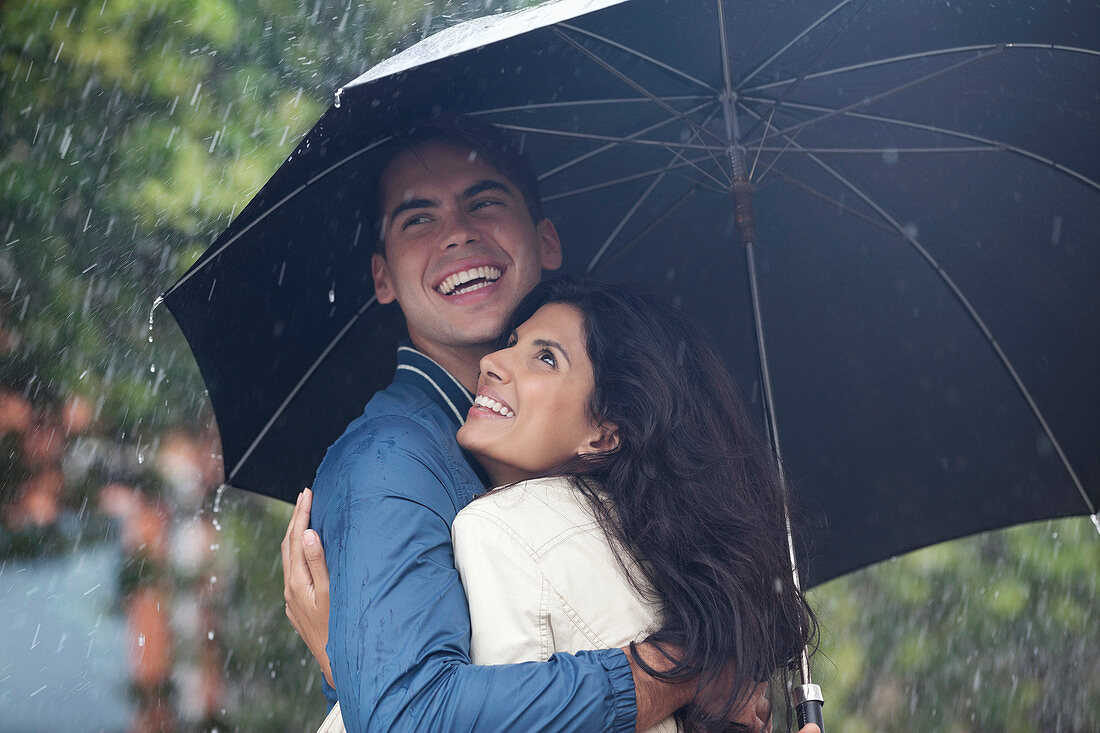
[537,350,556,367]
[505,333,518,348]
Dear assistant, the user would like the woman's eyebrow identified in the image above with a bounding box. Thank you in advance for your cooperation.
[532,338,570,366]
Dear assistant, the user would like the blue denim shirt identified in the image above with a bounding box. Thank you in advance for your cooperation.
[312,345,636,732]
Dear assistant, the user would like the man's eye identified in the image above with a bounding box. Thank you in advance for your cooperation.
[537,350,556,367]
[470,198,501,211]
[401,214,430,229]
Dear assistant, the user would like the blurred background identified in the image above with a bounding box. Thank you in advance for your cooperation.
[0,0,1095,730]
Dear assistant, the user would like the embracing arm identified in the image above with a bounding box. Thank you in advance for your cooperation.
[292,422,638,732]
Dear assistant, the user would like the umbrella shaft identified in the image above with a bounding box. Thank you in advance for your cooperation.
[741,203,814,689]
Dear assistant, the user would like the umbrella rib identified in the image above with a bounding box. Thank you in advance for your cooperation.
[750,47,1004,147]
[715,0,735,98]
[556,23,718,93]
[768,170,901,237]
[492,122,721,152]
[682,103,733,188]
[162,136,393,296]
[585,172,666,274]
[740,96,1100,192]
[594,184,702,273]
[739,99,806,186]
[736,0,858,90]
[468,95,714,116]
[226,295,378,483]
[753,145,1001,154]
[782,141,1095,516]
[741,43,1100,94]
[542,155,721,202]
[533,100,718,182]
[741,0,872,144]
[551,26,727,149]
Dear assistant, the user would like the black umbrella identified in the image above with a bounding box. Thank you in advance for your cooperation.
[163,0,1099,650]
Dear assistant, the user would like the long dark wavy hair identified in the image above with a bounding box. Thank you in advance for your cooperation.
[504,277,817,730]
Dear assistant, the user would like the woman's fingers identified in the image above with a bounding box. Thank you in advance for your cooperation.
[281,492,303,597]
[303,527,329,594]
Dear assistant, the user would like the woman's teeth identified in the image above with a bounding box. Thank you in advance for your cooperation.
[437,266,502,296]
[474,394,515,418]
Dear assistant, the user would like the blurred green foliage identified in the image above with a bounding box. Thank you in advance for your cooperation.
[809,517,1098,732]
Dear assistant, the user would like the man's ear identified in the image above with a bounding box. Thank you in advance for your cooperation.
[578,421,620,456]
[371,252,396,304]
[537,218,563,271]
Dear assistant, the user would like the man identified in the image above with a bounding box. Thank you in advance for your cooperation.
[282,118,794,731]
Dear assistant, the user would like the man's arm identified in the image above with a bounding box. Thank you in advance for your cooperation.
[296,420,639,732]
[288,484,783,732]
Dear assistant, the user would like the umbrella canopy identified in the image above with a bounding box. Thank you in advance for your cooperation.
[163,0,1100,587]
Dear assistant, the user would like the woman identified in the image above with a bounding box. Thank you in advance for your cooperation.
[453,277,814,731]
[319,277,815,732]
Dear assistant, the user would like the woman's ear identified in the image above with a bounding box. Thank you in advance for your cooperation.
[579,421,620,456]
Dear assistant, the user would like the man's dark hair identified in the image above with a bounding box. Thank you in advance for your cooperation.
[365,115,544,255]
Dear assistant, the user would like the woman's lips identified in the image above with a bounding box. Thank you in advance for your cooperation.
[471,392,515,418]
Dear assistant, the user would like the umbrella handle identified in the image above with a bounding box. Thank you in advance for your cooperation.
[795,684,825,732]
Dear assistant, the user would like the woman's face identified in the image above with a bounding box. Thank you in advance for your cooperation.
[456,302,617,486]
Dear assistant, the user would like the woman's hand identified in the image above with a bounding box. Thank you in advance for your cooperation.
[281,488,334,688]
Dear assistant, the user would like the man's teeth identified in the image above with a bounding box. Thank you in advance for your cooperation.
[437,266,502,295]
[474,394,515,418]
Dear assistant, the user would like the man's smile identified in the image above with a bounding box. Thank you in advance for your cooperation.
[435,265,504,296]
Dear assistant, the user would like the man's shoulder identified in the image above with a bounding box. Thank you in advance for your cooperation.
[328,381,455,461]
[311,379,479,524]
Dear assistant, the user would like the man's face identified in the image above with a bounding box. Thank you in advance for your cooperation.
[371,142,562,353]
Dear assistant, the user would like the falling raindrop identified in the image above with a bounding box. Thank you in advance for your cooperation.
[147,295,163,343]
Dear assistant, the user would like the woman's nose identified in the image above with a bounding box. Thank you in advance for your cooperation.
[479,349,511,384]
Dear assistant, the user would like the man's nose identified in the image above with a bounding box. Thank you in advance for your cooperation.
[442,210,480,249]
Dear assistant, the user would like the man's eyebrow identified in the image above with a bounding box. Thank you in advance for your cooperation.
[389,197,437,220]
[462,179,513,200]
[532,338,571,366]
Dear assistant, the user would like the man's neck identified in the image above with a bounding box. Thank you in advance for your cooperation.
[408,338,491,393]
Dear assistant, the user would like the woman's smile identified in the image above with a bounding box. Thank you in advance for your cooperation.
[456,302,612,486]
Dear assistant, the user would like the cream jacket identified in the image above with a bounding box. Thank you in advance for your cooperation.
[452,476,677,733]
[318,476,675,733]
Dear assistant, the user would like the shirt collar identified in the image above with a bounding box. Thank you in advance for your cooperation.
[393,344,474,430]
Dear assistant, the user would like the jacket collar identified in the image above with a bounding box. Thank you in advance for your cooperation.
[393,344,474,431]
[393,344,491,489]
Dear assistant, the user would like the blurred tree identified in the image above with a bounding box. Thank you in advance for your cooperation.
[0,0,534,729]
[807,517,1098,733]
